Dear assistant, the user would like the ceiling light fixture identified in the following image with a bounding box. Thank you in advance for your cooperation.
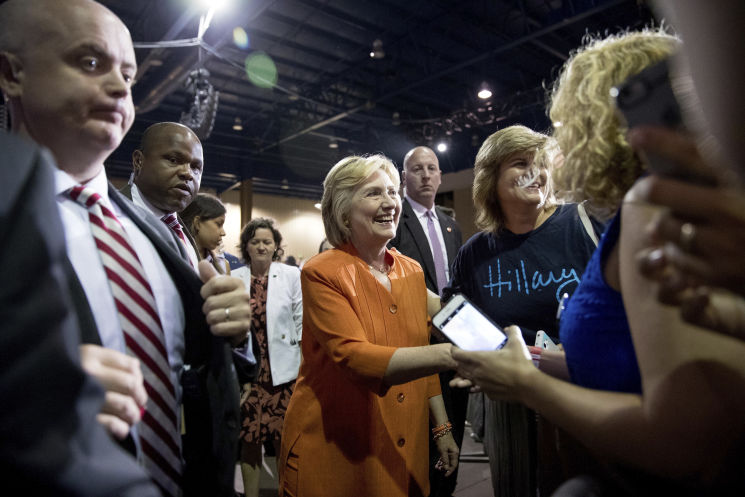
[328,139,339,149]
[232,117,243,131]
[436,142,448,153]
[477,82,492,100]
[370,39,385,59]
[288,85,300,101]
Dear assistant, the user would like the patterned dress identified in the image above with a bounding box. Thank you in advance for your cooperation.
[239,275,295,444]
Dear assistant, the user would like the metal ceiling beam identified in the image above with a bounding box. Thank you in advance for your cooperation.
[258,0,626,152]
[135,0,277,113]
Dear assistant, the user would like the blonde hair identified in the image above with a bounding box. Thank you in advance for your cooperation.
[472,125,557,233]
[321,154,400,247]
[550,28,680,211]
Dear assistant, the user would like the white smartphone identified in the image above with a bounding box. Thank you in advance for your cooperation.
[534,330,560,351]
[432,294,507,351]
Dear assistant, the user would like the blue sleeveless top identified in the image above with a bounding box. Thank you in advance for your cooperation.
[559,212,642,393]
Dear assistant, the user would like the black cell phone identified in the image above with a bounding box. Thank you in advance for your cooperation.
[614,58,715,185]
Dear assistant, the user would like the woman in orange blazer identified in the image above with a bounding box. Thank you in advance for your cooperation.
[279,155,459,497]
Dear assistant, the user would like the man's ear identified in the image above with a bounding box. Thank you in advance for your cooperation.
[0,51,24,98]
[131,149,143,180]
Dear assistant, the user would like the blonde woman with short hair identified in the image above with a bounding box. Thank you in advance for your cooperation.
[279,154,459,497]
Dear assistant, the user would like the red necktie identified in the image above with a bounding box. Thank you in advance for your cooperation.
[161,213,187,245]
[68,186,182,497]
[161,213,193,268]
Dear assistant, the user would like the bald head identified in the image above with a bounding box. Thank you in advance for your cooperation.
[0,0,136,181]
[139,122,200,152]
[132,122,204,213]
[0,0,124,54]
[402,146,441,209]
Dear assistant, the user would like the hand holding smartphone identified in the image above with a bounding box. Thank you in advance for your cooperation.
[432,294,507,351]
[613,57,717,185]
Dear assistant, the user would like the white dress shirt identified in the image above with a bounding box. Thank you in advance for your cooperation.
[55,168,186,406]
[406,195,451,281]
[130,183,201,270]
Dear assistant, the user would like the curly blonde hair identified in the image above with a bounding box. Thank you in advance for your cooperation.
[549,28,680,211]
[473,125,557,233]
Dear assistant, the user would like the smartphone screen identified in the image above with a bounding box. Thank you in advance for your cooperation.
[433,295,507,351]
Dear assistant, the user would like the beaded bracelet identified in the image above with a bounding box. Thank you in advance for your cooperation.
[431,422,453,441]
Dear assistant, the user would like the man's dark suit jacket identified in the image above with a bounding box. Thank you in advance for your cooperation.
[69,179,241,497]
[389,198,462,294]
[120,183,200,259]
[0,133,160,496]
[389,197,465,497]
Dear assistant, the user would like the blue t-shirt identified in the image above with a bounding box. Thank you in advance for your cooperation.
[444,204,602,344]
[560,212,642,393]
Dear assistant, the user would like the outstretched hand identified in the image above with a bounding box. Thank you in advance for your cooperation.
[199,260,252,345]
[449,326,535,402]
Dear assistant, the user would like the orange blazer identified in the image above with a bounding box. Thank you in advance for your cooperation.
[279,244,441,497]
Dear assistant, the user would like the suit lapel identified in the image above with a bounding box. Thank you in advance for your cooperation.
[435,206,458,267]
[401,199,437,288]
[179,214,200,259]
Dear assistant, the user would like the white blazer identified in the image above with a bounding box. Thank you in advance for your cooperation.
[233,262,303,386]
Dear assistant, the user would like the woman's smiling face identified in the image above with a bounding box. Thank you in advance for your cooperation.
[496,152,549,210]
[347,169,402,249]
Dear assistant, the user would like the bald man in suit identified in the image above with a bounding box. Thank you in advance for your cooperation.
[389,146,465,497]
[0,1,251,495]
[0,131,159,496]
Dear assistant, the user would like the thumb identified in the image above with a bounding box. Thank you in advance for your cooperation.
[504,325,530,360]
[198,260,219,283]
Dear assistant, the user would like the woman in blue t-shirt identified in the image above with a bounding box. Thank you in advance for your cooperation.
[444,125,602,497]
[451,29,745,496]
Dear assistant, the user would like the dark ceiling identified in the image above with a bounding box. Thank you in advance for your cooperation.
[99,0,656,199]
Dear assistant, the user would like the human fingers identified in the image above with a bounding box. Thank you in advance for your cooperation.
[200,273,244,299]
[96,413,133,440]
[99,390,142,430]
[681,288,745,339]
[79,345,147,407]
[635,175,738,224]
[445,443,460,477]
[198,259,218,284]
[627,126,711,180]
[450,346,483,367]
[636,247,668,282]
[202,287,252,340]
[503,325,530,360]
[448,375,474,389]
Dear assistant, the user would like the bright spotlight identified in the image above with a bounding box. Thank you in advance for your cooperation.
[436,142,447,153]
[477,81,492,100]
[196,0,230,10]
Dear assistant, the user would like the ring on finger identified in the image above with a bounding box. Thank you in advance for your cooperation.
[224,307,231,322]
[679,222,696,252]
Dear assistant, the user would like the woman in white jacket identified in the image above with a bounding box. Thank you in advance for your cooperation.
[233,218,302,497]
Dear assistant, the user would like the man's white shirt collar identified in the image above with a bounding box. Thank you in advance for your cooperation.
[130,183,171,219]
[55,166,111,204]
[406,195,438,220]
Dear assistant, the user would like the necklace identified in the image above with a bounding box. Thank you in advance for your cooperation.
[368,262,390,274]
